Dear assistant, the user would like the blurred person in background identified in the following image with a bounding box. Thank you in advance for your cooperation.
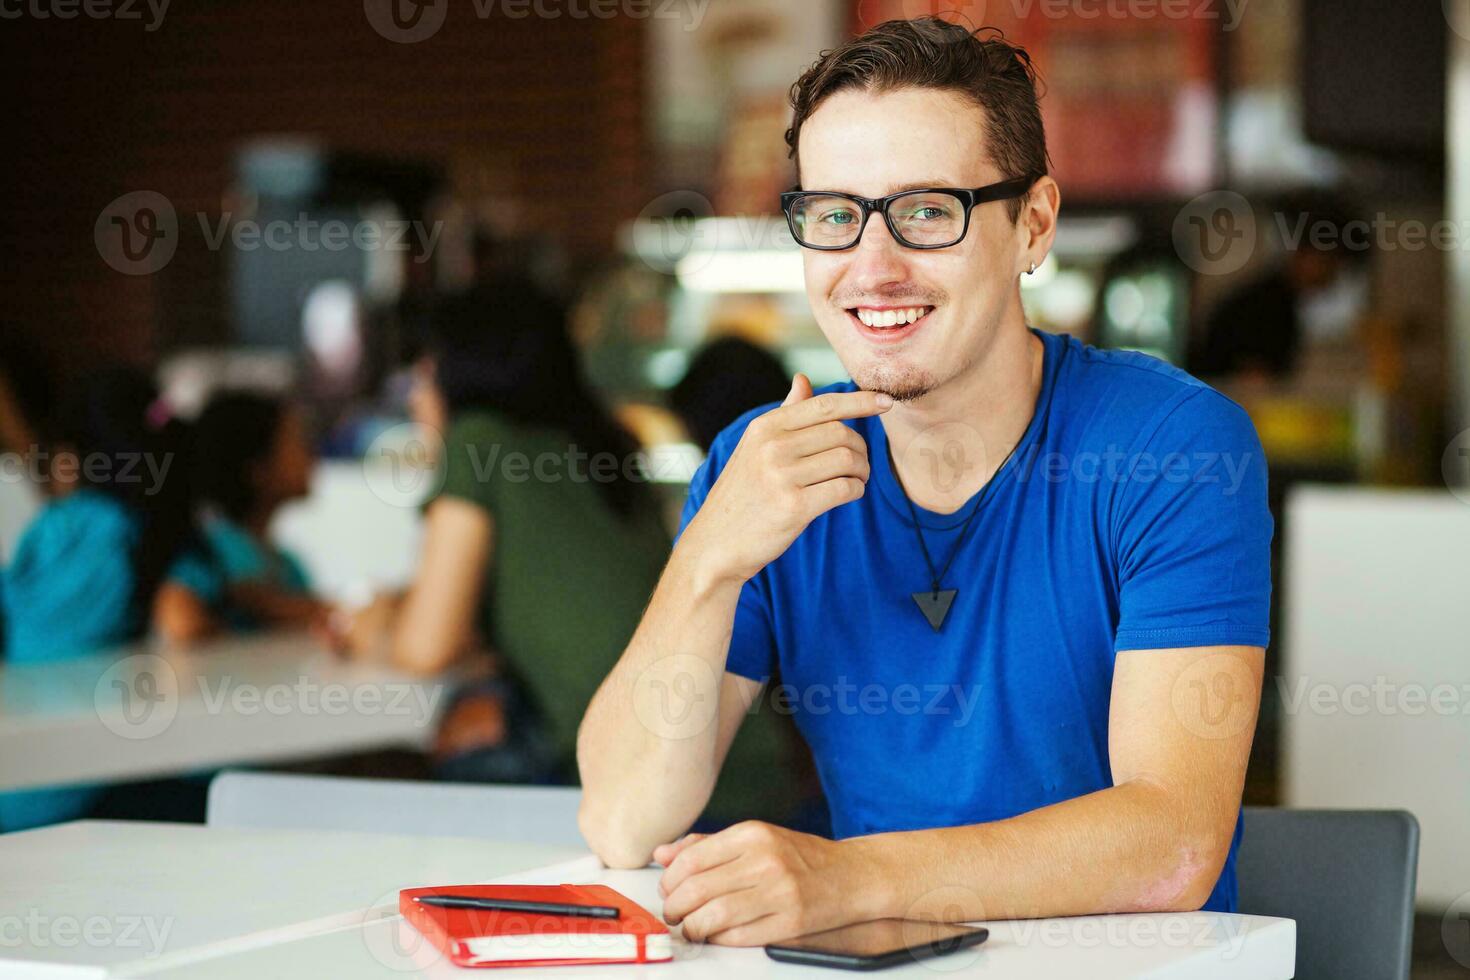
[0,337,56,651]
[670,336,792,453]
[344,277,672,786]
[0,369,198,831]
[347,280,799,825]
[1194,200,1358,380]
[153,391,330,644]
[0,339,50,464]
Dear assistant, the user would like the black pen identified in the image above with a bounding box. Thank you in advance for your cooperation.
[414,896,621,919]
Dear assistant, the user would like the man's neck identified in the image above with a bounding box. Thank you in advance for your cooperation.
[881,320,1044,515]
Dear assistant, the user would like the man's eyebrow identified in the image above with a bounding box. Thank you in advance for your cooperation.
[800,179,965,196]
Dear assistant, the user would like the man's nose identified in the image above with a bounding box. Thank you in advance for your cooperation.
[844,212,910,291]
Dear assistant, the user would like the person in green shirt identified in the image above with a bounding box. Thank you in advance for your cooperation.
[347,279,799,825]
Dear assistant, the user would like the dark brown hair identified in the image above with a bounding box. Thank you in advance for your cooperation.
[785,17,1050,222]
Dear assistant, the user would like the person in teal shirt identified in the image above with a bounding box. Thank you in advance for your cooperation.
[153,391,328,643]
[1,370,197,832]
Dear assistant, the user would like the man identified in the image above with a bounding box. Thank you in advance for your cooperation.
[578,18,1270,946]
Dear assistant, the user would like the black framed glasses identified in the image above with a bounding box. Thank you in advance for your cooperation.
[779,175,1039,251]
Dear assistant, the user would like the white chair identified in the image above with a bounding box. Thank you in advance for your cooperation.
[207,771,585,848]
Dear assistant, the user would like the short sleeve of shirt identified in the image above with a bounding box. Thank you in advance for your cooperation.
[437,414,504,514]
[674,410,779,683]
[166,547,225,606]
[1112,389,1273,652]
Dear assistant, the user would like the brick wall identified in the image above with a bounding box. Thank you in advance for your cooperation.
[0,0,648,378]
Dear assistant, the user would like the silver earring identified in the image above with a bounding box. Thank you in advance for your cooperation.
[1027,261,1036,275]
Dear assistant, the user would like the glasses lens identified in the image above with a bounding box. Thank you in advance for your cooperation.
[888,191,966,247]
[788,195,864,248]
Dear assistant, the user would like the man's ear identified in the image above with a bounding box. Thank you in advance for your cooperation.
[1020,175,1061,273]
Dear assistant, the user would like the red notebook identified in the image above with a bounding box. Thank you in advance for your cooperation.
[399,884,673,969]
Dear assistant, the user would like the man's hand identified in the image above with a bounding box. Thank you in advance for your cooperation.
[682,374,892,585]
[654,821,866,946]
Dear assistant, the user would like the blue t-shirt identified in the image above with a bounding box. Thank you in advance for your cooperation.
[676,329,1272,912]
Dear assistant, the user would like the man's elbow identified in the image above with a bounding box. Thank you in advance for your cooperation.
[390,632,456,675]
[1136,835,1232,913]
[577,794,656,869]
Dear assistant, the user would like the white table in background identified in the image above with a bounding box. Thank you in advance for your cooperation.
[0,821,1296,979]
[0,633,450,792]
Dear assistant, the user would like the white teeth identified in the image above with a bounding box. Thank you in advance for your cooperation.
[854,306,929,328]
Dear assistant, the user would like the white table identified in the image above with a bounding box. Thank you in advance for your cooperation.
[0,634,450,792]
[0,821,1296,979]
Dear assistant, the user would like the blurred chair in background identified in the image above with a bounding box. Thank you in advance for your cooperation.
[206,770,584,849]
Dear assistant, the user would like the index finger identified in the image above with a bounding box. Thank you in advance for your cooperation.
[777,390,893,430]
[658,827,745,898]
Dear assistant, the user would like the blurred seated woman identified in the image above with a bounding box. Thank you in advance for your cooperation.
[345,279,673,785]
[153,392,327,643]
[0,369,197,830]
[347,282,803,828]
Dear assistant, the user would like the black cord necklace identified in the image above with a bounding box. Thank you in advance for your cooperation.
[886,436,1022,631]
[887,339,1063,632]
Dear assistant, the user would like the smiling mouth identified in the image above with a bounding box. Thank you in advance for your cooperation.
[845,305,934,338]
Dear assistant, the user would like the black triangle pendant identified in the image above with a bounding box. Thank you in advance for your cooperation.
[911,589,958,632]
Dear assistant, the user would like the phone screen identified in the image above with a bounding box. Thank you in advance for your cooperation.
[770,919,987,960]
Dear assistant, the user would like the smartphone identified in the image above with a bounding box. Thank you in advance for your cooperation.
[765,919,989,971]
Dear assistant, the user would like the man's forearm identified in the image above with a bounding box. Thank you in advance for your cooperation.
[844,779,1234,923]
[576,529,748,867]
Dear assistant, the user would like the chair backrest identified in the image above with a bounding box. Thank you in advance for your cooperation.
[1237,807,1418,980]
[207,771,585,849]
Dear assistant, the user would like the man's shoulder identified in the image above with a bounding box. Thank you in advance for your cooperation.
[1054,334,1255,447]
